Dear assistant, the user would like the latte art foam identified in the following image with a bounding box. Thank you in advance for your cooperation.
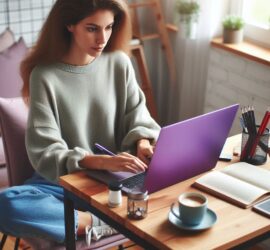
[181,196,204,207]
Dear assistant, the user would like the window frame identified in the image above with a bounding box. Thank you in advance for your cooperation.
[230,0,270,48]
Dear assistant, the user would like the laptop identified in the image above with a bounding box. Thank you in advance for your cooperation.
[86,104,239,194]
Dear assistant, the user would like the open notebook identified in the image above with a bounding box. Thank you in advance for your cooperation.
[193,162,270,208]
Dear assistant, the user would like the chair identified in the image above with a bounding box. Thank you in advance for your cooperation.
[0,97,129,250]
[0,139,8,190]
[0,36,28,182]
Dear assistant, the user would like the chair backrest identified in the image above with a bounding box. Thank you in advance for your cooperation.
[0,137,5,166]
[0,97,34,186]
[0,38,28,98]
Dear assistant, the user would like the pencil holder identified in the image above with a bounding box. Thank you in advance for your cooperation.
[240,127,269,165]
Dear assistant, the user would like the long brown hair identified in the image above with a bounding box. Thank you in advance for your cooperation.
[21,0,132,100]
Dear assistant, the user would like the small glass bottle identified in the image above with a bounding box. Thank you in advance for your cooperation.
[108,181,122,208]
[127,190,148,220]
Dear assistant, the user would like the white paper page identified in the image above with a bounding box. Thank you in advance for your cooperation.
[221,162,270,191]
[196,171,267,205]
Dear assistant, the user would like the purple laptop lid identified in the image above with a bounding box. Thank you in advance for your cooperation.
[144,104,239,193]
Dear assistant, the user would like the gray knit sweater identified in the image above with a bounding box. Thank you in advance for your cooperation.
[26,51,160,183]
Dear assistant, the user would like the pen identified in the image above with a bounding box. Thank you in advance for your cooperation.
[239,117,248,133]
[250,108,270,157]
[94,143,116,156]
[241,107,254,160]
[241,107,251,133]
[248,106,257,134]
[257,108,270,137]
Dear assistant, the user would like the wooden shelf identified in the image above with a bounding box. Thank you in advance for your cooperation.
[211,37,270,67]
[129,0,176,83]
[166,23,178,32]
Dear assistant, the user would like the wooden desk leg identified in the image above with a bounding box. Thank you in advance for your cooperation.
[64,189,76,250]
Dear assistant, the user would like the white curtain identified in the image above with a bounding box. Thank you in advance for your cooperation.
[140,0,228,126]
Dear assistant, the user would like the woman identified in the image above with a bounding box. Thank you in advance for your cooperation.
[0,0,160,246]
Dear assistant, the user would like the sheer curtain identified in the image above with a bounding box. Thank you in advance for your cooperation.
[142,0,227,125]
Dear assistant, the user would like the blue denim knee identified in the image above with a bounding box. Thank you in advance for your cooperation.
[0,184,69,242]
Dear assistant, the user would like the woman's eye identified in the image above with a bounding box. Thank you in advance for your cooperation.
[87,27,97,32]
[106,25,113,30]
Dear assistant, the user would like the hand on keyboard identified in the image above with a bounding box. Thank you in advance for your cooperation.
[137,139,155,165]
[99,152,147,173]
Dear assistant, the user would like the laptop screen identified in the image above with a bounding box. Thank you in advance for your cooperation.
[144,104,239,193]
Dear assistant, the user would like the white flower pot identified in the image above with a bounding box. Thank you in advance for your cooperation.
[180,21,198,39]
[223,29,243,44]
[179,13,199,40]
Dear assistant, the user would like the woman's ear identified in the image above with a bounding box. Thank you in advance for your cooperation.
[67,25,74,32]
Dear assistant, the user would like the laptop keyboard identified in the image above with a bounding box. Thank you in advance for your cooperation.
[121,172,145,191]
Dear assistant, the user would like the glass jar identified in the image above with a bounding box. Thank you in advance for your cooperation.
[127,190,148,219]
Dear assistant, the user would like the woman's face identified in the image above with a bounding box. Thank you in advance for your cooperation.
[68,9,114,60]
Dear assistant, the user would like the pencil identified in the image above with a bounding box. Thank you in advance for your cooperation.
[242,108,251,135]
[241,107,256,160]
[249,106,257,134]
[250,108,270,157]
[239,117,248,133]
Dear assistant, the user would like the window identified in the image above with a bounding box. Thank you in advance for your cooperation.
[243,0,270,29]
[231,0,270,47]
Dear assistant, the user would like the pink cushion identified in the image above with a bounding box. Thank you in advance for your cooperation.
[0,137,5,166]
[0,28,15,52]
[0,37,27,98]
[0,164,8,190]
[0,97,34,186]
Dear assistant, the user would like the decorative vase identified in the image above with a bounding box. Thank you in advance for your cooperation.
[179,13,199,40]
[223,29,243,44]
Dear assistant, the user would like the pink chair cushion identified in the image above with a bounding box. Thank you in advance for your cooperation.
[0,137,8,190]
[0,164,8,190]
[0,97,34,186]
[0,28,15,52]
[0,35,27,161]
[0,137,5,166]
[0,37,27,98]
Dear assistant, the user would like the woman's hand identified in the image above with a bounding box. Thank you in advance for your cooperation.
[137,139,155,165]
[80,152,147,173]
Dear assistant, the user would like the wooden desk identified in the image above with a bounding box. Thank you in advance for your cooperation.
[59,135,270,250]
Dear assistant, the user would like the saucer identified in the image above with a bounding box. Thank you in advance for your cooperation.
[168,204,217,231]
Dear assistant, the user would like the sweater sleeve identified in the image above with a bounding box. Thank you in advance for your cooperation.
[26,68,88,184]
[120,53,161,152]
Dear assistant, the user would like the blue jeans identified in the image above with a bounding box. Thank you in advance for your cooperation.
[0,173,78,243]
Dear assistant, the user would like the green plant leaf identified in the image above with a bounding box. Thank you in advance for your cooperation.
[222,15,245,30]
[175,0,200,15]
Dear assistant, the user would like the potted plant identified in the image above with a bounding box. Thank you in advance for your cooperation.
[222,15,245,44]
[175,0,200,39]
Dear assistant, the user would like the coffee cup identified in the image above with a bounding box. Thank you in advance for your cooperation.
[174,192,208,225]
